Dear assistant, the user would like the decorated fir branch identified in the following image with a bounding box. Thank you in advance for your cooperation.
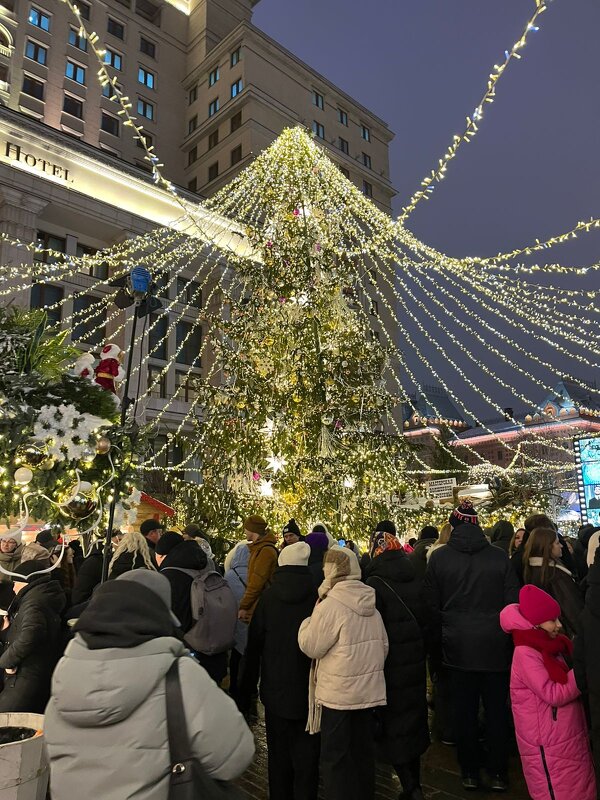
[0,307,148,533]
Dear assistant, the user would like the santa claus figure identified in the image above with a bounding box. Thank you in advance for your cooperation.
[73,353,96,381]
[94,343,125,394]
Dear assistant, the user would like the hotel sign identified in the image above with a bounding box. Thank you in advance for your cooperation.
[2,140,73,183]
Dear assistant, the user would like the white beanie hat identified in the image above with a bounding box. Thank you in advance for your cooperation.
[0,530,23,544]
[278,541,310,568]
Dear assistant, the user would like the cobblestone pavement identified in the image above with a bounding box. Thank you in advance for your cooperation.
[238,716,531,800]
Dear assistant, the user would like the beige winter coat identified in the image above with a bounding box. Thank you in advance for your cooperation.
[298,579,388,710]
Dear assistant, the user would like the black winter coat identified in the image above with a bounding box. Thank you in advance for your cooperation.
[108,550,152,579]
[242,565,317,720]
[71,550,103,606]
[409,538,437,581]
[424,524,519,672]
[365,550,430,762]
[574,551,600,798]
[307,548,325,592]
[159,541,207,634]
[0,575,66,712]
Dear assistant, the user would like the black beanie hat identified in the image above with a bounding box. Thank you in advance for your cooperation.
[420,525,439,541]
[376,520,396,535]
[283,518,301,537]
[155,531,184,556]
[450,500,478,529]
[13,559,47,583]
[140,519,165,537]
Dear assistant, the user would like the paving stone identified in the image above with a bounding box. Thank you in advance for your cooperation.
[238,716,531,800]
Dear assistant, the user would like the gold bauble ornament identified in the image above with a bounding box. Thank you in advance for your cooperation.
[60,482,97,520]
[292,394,301,403]
[15,440,48,468]
[95,437,112,455]
[39,458,55,471]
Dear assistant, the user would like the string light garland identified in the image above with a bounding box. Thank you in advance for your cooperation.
[398,1,550,223]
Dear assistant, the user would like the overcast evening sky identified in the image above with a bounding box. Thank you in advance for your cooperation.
[254,0,600,418]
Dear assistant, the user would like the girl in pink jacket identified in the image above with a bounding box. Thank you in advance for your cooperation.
[500,584,596,800]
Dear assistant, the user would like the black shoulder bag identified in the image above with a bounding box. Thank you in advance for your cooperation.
[165,659,248,800]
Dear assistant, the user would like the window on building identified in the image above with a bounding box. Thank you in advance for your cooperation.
[176,278,202,309]
[25,40,47,64]
[312,121,324,139]
[28,6,50,31]
[135,0,161,26]
[65,60,86,84]
[107,18,124,39]
[102,81,119,99]
[137,97,154,120]
[362,152,372,169]
[362,180,373,197]
[72,293,106,347]
[497,450,504,461]
[338,108,348,126]
[78,1,90,20]
[104,48,122,71]
[370,330,380,343]
[136,131,153,149]
[63,93,83,118]
[370,300,379,317]
[148,312,168,360]
[339,166,350,178]
[230,110,242,132]
[30,284,63,326]
[35,230,66,264]
[339,137,349,155]
[208,98,219,117]
[361,124,371,142]
[175,371,198,403]
[150,433,168,467]
[22,74,44,100]
[76,242,107,279]
[187,146,197,166]
[231,78,242,98]
[176,321,202,366]
[208,161,218,182]
[231,145,242,166]
[68,27,87,51]
[138,66,155,88]
[208,66,219,86]
[312,90,324,109]
[188,85,197,105]
[154,271,170,299]
[207,129,218,149]
[101,112,119,136]
[230,46,240,67]
[187,177,197,192]
[147,365,166,399]
[368,267,377,284]
[188,115,197,135]
[140,36,155,58]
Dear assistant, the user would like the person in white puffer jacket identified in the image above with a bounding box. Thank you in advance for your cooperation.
[298,546,388,800]
[44,570,254,800]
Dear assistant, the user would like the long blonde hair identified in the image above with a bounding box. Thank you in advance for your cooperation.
[109,530,156,575]
[426,522,452,561]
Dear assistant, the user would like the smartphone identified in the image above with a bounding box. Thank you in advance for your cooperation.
[338,538,346,547]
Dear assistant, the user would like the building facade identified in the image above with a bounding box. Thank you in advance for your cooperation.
[0,0,396,493]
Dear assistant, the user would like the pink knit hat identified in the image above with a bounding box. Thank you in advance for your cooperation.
[519,584,561,626]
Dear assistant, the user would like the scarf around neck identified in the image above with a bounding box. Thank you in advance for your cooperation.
[512,627,573,684]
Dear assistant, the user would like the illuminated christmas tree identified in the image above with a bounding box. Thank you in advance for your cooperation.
[175,130,413,537]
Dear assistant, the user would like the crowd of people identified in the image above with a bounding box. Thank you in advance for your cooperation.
[0,505,598,800]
